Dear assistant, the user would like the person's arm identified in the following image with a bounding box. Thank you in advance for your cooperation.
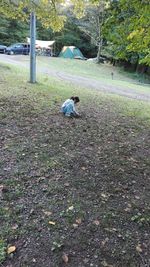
[72,102,80,116]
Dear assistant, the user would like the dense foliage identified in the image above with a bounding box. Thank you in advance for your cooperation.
[103,0,150,67]
[0,15,29,46]
[0,0,66,31]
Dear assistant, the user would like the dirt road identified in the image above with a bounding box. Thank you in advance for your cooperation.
[0,54,150,101]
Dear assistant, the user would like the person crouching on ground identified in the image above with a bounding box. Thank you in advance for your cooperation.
[61,96,80,117]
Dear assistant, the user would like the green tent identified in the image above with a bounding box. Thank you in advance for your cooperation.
[59,46,84,59]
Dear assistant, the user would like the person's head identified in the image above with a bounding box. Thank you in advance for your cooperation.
[74,96,80,104]
[70,96,75,100]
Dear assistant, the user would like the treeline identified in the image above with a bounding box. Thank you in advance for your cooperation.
[0,0,149,75]
[0,15,97,58]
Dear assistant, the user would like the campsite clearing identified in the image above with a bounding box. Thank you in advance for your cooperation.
[0,63,150,267]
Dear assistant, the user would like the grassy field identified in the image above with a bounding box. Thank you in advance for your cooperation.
[0,63,150,267]
[0,61,150,122]
[37,57,150,92]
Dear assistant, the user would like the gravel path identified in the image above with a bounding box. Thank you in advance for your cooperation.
[1,54,150,101]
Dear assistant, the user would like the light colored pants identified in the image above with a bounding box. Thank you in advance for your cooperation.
[61,103,74,117]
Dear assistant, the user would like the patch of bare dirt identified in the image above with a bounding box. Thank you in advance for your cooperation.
[0,96,150,267]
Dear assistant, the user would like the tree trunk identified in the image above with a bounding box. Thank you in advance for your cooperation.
[135,56,139,73]
[96,0,104,64]
[97,39,103,63]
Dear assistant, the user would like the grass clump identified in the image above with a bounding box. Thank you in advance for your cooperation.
[0,240,6,264]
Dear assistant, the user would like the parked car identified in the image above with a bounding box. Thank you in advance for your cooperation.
[0,45,7,53]
[5,43,30,55]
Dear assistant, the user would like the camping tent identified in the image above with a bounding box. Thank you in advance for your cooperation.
[59,46,84,59]
[27,38,55,56]
[27,38,55,48]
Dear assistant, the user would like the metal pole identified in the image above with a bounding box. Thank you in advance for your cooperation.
[30,12,36,83]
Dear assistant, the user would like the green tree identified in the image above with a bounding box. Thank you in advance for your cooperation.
[0,15,9,45]
[62,0,110,62]
[55,20,97,57]
[103,0,150,67]
[76,0,109,62]
[53,4,97,57]
[126,0,150,66]
[0,15,29,46]
[0,0,66,31]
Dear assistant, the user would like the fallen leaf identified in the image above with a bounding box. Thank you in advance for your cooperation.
[101,193,110,200]
[7,246,16,254]
[124,207,131,212]
[105,228,117,233]
[118,234,122,238]
[83,258,89,264]
[0,185,4,191]
[112,228,117,232]
[48,221,56,225]
[51,241,63,251]
[64,183,70,187]
[67,206,74,211]
[101,193,107,198]
[136,244,142,253]
[62,253,69,263]
[101,260,114,267]
[93,220,100,226]
[38,177,46,182]
[76,218,82,224]
[0,185,4,197]
[43,210,52,216]
[101,237,109,247]
[12,224,18,230]
[73,223,78,228]
[30,208,34,214]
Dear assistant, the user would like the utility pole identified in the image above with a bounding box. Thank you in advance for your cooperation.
[30,12,36,83]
